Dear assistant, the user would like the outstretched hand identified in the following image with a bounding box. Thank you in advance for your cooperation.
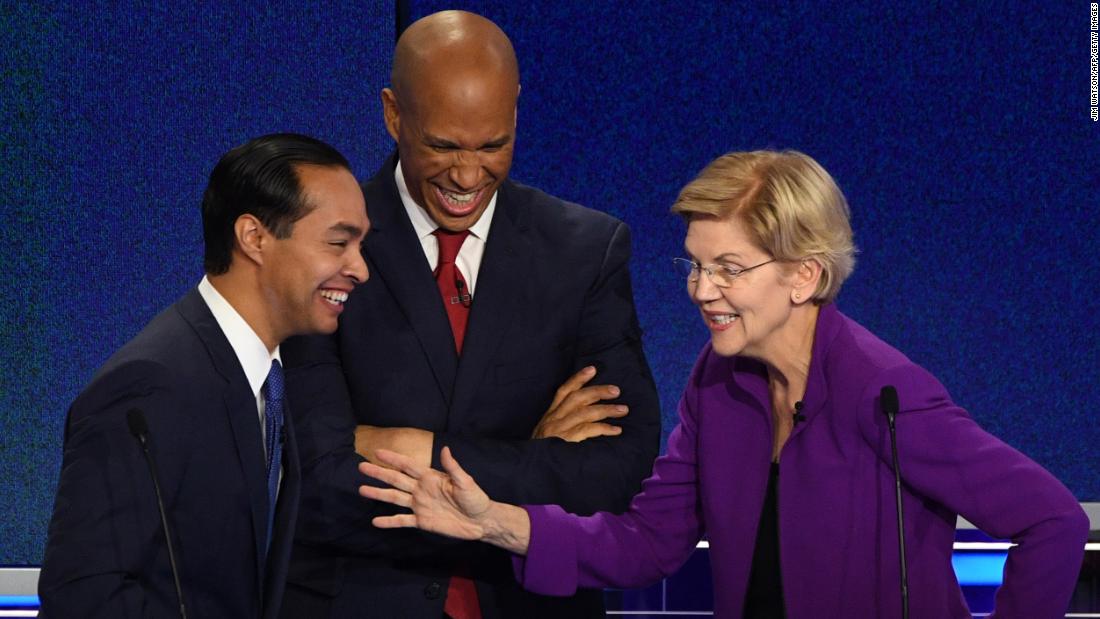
[359,446,492,541]
[359,447,533,554]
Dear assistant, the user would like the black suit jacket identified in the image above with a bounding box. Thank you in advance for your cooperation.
[280,157,661,618]
[39,288,299,618]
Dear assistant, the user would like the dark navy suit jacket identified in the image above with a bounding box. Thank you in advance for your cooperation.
[40,288,299,618]
[279,157,661,618]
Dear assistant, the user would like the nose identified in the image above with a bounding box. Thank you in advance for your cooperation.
[689,271,721,305]
[448,151,484,190]
[345,247,370,285]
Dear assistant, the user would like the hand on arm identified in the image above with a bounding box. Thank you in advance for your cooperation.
[532,366,629,442]
[359,447,532,555]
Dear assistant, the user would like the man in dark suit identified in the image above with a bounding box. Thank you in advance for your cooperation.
[38,133,370,618]
[279,10,661,619]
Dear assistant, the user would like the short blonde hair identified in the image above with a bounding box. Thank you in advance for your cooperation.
[671,150,856,303]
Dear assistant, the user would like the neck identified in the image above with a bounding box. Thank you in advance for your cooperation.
[207,270,281,353]
[761,304,820,407]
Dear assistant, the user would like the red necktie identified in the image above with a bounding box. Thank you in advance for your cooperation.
[433,229,481,619]
[433,229,472,354]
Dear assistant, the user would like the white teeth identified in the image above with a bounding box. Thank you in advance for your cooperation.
[712,313,739,325]
[441,189,476,204]
[320,290,348,304]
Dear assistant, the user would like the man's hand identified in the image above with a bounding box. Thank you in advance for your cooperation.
[531,366,629,442]
[360,447,532,555]
[355,425,433,469]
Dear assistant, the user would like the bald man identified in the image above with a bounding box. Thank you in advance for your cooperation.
[280,11,661,618]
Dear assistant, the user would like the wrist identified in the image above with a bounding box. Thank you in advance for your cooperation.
[480,502,531,555]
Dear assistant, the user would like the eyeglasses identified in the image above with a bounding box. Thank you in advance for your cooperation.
[672,257,776,288]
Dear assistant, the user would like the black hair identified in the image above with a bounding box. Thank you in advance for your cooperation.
[201,132,351,275]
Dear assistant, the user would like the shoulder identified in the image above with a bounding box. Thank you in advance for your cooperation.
[499,179,625,242]
[74,295,215,423]
[822,307,951,412]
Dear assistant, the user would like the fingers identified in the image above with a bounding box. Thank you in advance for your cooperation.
[371,514,419,529]
[549,365,597,410]
[359,484,412,509]
[536,402,629,440]
[554,384,622,416]
[372,448,422,476]
[359,460,417,493]
[571,403,629,424]
[559,422,624,443]
[440,446,474,488]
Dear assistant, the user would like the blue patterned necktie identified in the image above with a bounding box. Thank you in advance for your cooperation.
[262,359,285,555]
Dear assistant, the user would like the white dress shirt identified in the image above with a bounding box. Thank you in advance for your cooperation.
[395,160,497,293]
[197,276,281,457]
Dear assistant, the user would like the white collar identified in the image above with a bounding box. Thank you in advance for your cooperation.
[395,159,497,241]
[197,276,281,399]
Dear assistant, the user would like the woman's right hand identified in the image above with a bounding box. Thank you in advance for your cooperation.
[359,446,532,554]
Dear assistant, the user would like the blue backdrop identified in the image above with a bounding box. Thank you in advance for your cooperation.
[0,2,395,565]
[1,2,1096,566]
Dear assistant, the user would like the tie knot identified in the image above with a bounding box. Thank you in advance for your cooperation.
[433,229,470,265]
[264,359,284,403]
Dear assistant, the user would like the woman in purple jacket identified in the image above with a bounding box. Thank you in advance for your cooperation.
[359,150,1089,618]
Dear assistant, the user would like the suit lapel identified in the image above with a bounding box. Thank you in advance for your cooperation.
[363,157,458,404]
[177,290,270,591]
[450,182,529,425]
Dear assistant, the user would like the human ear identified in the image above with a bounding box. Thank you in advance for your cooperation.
[514,84,521,127]
[792,258,823,304]
[234,214,267,266]
[381,88,401,142]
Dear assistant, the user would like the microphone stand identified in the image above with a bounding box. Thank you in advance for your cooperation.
[881,386,909,619]
[128,409,188,619]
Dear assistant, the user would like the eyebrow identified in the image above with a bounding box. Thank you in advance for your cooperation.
[423,133,512,150]
[713,252,747,262]
[682,249,747,262]
[329,223,366,237]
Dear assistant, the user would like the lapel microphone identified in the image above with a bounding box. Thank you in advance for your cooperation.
[880,386,909,619]
[455,278,473,308]
[127,408,188,619]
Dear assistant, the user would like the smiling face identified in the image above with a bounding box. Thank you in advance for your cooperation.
[382,64,517,232]
[684,216,803,360]
[261,165,370,341]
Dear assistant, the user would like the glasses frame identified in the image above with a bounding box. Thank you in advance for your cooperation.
[672,257,777,288]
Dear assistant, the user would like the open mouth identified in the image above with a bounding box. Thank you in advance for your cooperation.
[434,185,484,217]
[320,289,349,306]
[708,312,740,326]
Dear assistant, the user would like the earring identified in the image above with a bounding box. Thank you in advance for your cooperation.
[794,292,801,300]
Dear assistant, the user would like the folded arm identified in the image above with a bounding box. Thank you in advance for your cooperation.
[359,364,709,596]
[429,222,660,513]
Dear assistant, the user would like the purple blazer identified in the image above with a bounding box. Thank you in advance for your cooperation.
[513,304,1088,618]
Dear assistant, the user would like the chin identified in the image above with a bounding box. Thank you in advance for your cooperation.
[709,338,745,358]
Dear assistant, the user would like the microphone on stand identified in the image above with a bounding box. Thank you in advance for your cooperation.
[880,386,908,619]
[127,408,188,619]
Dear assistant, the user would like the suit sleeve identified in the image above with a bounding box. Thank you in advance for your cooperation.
[281,333,442,557]
[433,221,662,515]
[855,364,1089,619]
[38,361,187,618]
[512,350,709,595]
